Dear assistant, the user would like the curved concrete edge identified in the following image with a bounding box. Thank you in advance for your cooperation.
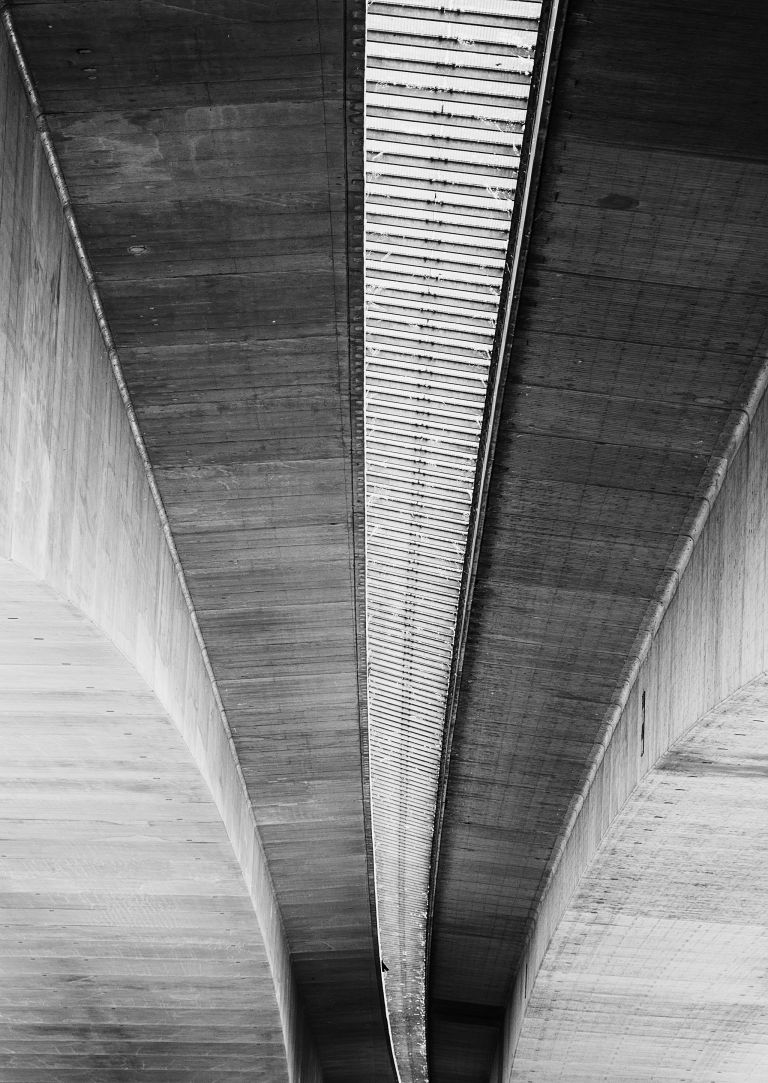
[0,22,321,1083]
[492,351,768,1081]
[0,556,294,1078]
[510,673,768,1079]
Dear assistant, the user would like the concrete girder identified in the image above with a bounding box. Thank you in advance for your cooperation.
[1,0,397,1076]
[511,676,768,1080]
[427,0,768,1077]
[0,25,320,1079]
[496,356,768,1078]
[0,558,292,1081]
[2,3,394,1074]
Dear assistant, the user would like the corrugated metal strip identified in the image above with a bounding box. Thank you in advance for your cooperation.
[363,2,545,1080]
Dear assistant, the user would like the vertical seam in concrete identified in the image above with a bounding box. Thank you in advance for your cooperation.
[0,10,314,1080]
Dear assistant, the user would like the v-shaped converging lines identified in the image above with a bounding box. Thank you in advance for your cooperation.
[362,2,545,1079]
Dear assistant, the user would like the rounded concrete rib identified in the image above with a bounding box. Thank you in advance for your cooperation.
[512,679,768,1081]
[0,24,319,1079]
[3,2,396,1074]
[427,1,768,1077]
[0,558,290,1082]
[491,336,768,1080]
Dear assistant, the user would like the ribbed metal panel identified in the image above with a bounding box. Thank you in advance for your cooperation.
[364,2,543,1079]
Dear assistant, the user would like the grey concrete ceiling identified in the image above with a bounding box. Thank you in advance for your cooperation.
[427,0,768,1077]
[7,0,391,1078]
[3,0,768,1078]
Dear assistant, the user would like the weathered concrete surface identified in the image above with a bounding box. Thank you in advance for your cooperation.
[0,559,290,1081]
[0,26,320,1081]
[511,680,768,1081]
[5,3,391,1075]
[496,324,768,1078]
[427,0,768,1076]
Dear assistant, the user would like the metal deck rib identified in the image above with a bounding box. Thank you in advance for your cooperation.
[363,2,544,1079]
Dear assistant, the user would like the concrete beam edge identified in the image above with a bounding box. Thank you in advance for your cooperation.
[495,351,768,1079]
[0,11,322,1081]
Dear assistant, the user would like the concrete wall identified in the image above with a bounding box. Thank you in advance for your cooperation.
[497,369,768,1078]
[0,28,321,1083]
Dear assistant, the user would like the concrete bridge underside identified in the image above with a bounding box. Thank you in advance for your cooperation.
[1,0,767,1080]
[512,678,768,1082]
[0,559,291,1081]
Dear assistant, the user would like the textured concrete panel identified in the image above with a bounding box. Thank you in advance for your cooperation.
[497,274,768,1082]
[6,2,392,1072]
[429,0,768,1075]
[512,682,768,1081]
[0,560,289,1081]
[0,26,318,1080]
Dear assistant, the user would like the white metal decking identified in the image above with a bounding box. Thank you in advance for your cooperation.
[363,3,544,1077]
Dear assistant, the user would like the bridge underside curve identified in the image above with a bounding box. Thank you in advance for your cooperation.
[0,558,290,1081]
[512,677,768,1081]
[427,0,768,1076]
[2,2,394,1074]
